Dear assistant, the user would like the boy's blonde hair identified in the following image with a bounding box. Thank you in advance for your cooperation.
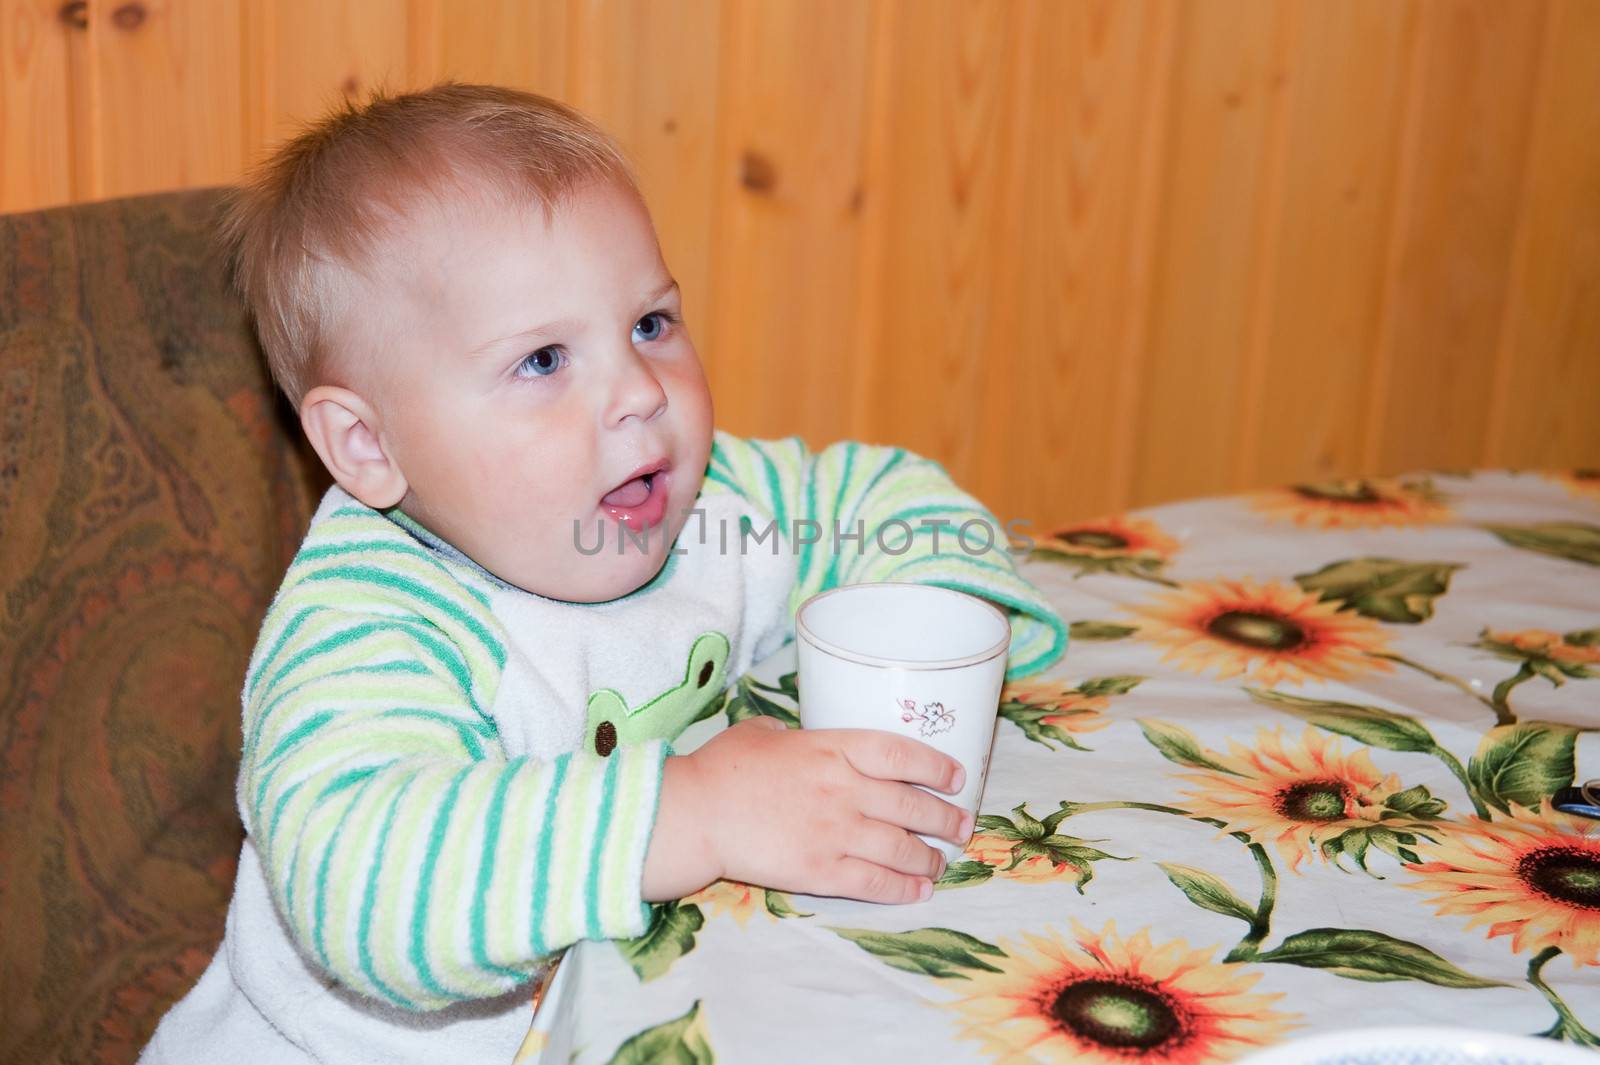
[221,82,637,404]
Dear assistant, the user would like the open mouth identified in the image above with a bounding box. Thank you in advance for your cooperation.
[600,461,670,530]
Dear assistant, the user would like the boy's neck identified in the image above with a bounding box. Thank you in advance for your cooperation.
[378,498,682,607]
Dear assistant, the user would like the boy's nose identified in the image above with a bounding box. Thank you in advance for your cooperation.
[603,349,668,427]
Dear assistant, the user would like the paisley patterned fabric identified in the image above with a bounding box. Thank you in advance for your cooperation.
[0,190,325,1065]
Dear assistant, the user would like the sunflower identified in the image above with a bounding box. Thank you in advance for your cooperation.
[1250,477,1451,530]
[682,879,765,927]
[1476,628,1600,681]
[1130,578,1392,686]
[1001,681,1112,736]
[948,921,1297,1064]
[1035,515,1181,561]
[965,831,1068,884]
[1404,801,1600,967]
[1177,727,1411,871]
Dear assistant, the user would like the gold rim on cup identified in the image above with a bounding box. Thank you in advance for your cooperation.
[795,582,1010,672]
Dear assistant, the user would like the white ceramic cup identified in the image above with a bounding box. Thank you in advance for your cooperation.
[796,582,1010,863]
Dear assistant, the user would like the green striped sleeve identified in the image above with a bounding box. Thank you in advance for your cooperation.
[241,500,667,1010]
[735,436,1067,680]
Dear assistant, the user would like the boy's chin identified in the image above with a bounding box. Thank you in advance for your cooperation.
[518,542,672,604]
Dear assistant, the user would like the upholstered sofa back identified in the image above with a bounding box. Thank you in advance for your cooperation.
[0,190,325,1065]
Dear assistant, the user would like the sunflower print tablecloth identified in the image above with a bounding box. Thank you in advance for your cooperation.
[523,470,1600,1065]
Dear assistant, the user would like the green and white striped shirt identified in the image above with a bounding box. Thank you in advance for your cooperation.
[148,432,1064,1065]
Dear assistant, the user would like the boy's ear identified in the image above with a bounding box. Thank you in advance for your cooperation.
[299,385,409,510]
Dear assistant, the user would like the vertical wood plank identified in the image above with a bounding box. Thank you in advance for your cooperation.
[1486,0,1600,468]
[426,0,566,99]
[9,0,1597,520]
[700,0,873,443]
[83,0,245,200]
[0,0,75,213]
[1248,0,1417,486]
[1366,0,1547,475]
[855,0,1027,492]
[566,0,722,364]
[865,0,1173,527]
[243,0,411,160]
[1127,0,1291,508]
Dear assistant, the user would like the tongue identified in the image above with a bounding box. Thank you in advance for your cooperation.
[602,476,651,508]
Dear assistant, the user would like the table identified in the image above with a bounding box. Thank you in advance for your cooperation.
[523,470,1600,1064]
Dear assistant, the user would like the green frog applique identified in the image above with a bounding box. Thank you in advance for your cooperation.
[584,632,730,757]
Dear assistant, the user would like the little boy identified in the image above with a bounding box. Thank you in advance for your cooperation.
[142,83,1064,1064]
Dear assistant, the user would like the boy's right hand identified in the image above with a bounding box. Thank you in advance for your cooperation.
[641,717,971,905]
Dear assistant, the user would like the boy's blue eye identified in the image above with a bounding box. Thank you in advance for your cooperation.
[515,346,565,379]
[633,311,672,343]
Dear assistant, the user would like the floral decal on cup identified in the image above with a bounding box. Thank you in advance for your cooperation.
[898,697,956,737]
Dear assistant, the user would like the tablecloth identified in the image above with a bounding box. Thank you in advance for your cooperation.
[524,470,1600,1064]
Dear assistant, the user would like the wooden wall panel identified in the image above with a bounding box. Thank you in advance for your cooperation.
[243,0,411,155]
[861,0,1030,485]
[1365,0,1548,475]
[1248,0,1416,486]
[700,0,874,444]
[968,0,1175,524]
[1,0,78,210]
[419,0,566,99]
[565,0,722,359]
[1486,0,1600,469]
[1,0,1596,528]
[84,0,244,199]
[1129,0,1293,507]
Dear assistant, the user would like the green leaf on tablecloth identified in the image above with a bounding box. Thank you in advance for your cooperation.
[1246,688,1439,753]
[1011,804,1046,837]
[998,702,1093,751]
[935,860,996,890]
[1467,722,1578,814]
[605,999,715,1065]
[1565,628,1600,648]
[1077,675,1145,697]
[974,813,1026,840]
[1030,549,1173,583]
[1320,825,1434,874]
[1156,863,1256,925]
[1319,828,1375,872]
[1253,928,1505,988]
[1382,784,1447,820]
[1294,557,1462,623]
[1040,804,1079,836]
[971,804,1129,891]
[746,672,798,698]
[763,890,811,919]
[1138,719,1241,774]
[1006,839,1128,893]
[978,804,1064,838]
[1485,522,1600,567]
[721,675,800,729]
[1068,621,1139,641]
[827,926,1006,979]
[616,902,705,983]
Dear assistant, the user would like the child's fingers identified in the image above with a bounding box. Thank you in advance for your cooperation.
[844,819,946,880]
[835,730,965,794]
[826,855,934,905]
[857,780,972,844]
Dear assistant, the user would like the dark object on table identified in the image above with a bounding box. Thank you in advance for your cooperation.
[1553,781,1600,820]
